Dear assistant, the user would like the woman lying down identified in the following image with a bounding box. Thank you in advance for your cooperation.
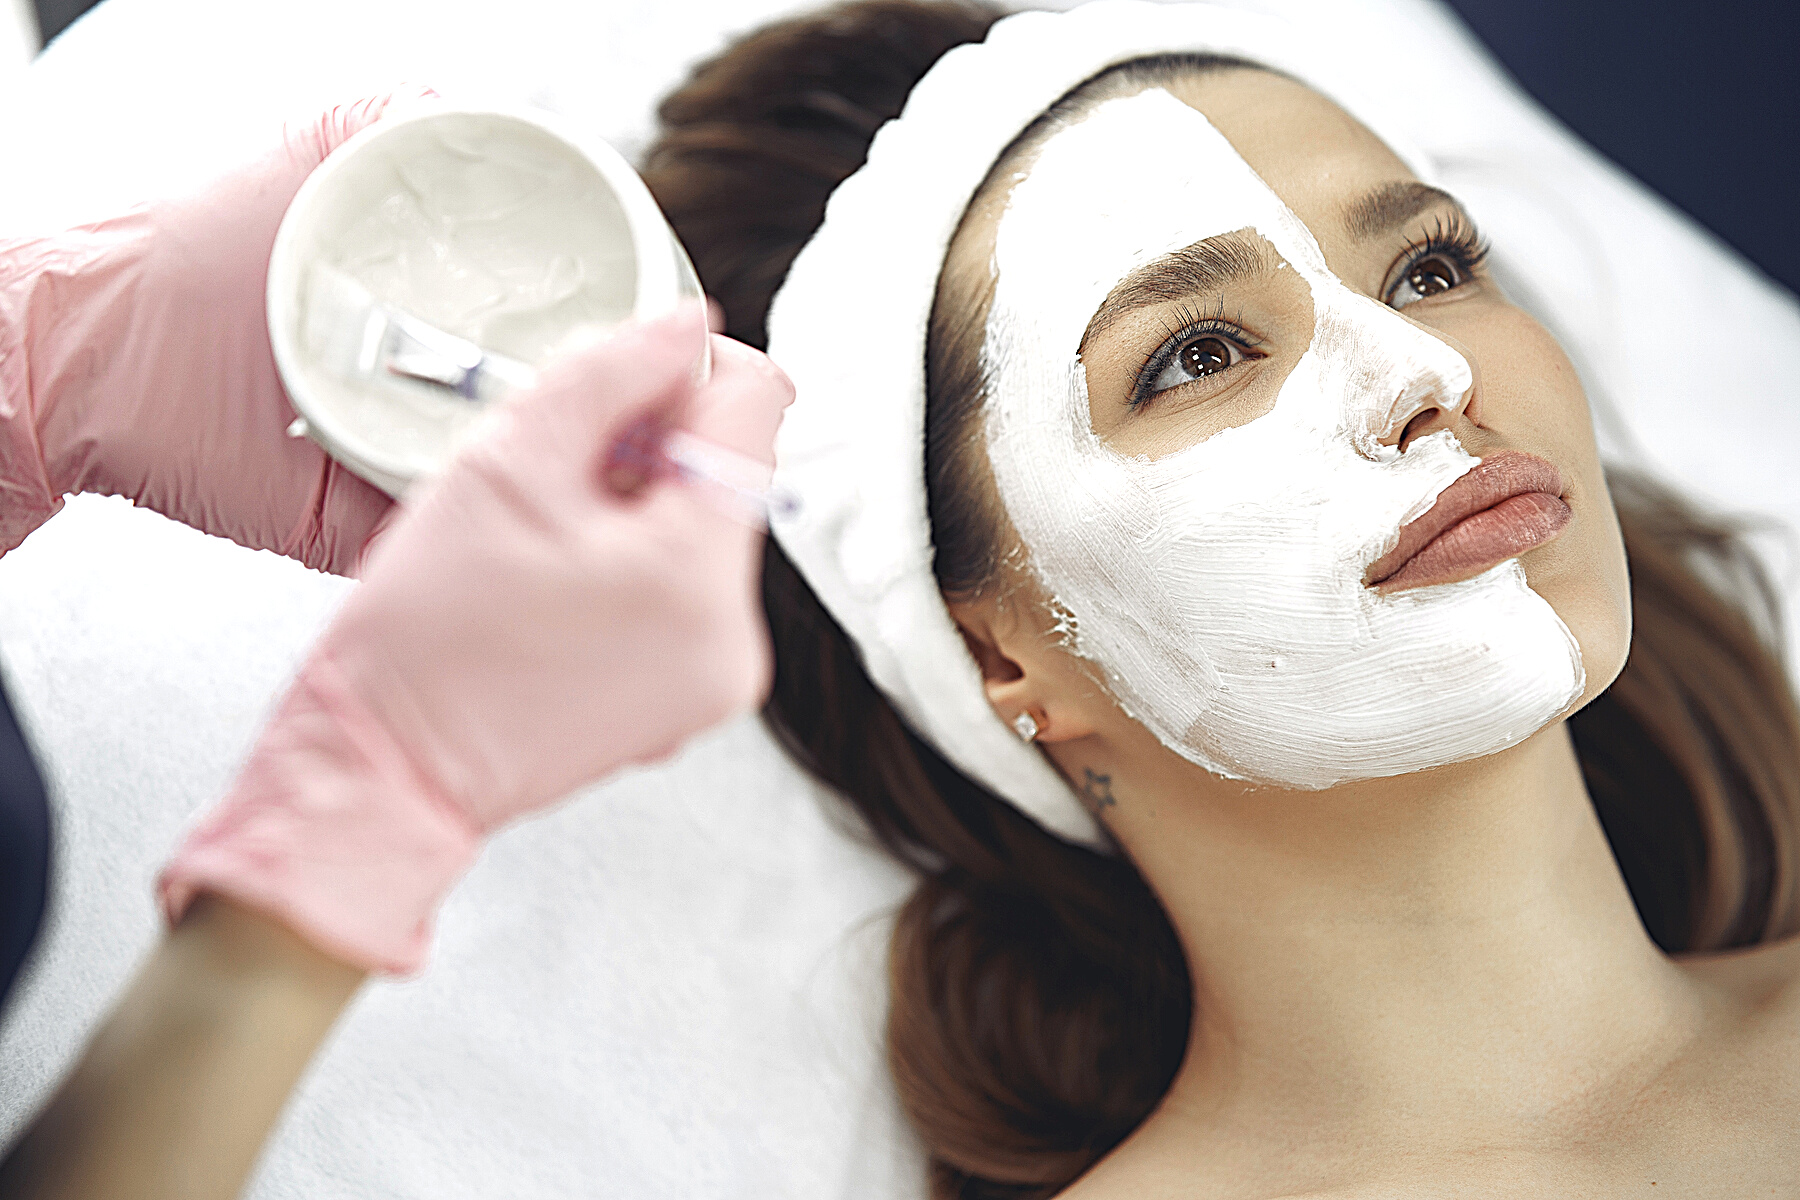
[655,1,1800,1194]
[13,1,1800,1198]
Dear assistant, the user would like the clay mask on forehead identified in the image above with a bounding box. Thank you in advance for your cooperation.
[982,88,1584,788]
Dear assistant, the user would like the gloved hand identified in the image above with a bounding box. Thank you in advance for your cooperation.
[159,307,793,973]
[0,88,435,575]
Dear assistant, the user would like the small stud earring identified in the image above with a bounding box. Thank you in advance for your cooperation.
[1012,711,1040,743]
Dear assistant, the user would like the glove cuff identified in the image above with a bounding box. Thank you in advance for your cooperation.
[159,653,481,975]
[0,253,64,555]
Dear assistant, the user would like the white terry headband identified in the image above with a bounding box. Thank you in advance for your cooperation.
[765,0,1436,847]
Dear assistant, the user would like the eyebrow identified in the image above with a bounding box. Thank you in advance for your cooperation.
[1341,180,1468,240]
[1079,229,1278,351]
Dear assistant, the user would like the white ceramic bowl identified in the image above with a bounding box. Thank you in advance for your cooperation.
[267,104,703,496]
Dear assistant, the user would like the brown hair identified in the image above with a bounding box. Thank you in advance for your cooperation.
[642,4,1800,1194]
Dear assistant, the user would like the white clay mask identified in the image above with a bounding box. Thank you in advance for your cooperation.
[299,114,636,475]
[268,108,702,495]
[982,88,1584,788]
[324,117,637,361]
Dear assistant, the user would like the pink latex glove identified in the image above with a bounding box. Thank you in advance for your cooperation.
[159,308,793,974]
[0,88,436,575]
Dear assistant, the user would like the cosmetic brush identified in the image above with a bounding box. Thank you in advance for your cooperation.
[298,264,795,524]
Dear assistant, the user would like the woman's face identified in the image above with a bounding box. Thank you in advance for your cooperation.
[949,68,1630,790]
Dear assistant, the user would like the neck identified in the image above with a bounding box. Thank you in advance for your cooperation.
[1063,724,1706,1153]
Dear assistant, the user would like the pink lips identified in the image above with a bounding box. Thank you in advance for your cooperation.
[1365,450,1572,592]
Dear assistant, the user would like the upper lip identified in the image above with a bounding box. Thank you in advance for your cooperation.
[1363,450,1566,588]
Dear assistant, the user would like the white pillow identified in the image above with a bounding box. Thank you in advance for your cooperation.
[0,1,1795,1196]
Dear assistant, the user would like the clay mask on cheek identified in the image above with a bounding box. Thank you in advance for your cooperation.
[982,89,1584,788]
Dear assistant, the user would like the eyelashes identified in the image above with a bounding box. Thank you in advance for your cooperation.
[1128,300,1265,409]
[1384,213,1490,308]
[1125,213,1492,411]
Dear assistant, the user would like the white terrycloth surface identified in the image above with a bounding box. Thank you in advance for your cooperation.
[0,0,1796,1196]
[0,503,924,1196]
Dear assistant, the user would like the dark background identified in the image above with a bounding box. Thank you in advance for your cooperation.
[26,0,1800,295]
[1446,0,1798,299]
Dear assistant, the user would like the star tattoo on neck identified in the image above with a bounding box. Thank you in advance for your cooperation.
[1080,767,1117,815]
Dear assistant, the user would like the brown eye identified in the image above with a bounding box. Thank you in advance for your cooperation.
[1139,325,1259,404]
[1179,336,1233,377]
[1408,255,1459,298]
[1390,252,1469,309]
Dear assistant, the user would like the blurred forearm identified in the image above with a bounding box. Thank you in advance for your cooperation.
[0,893,365,1200]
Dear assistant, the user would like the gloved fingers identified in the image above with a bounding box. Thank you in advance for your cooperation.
[283,84,442,167]
[680,334,796,467]
[496,302,711,494]
[596,335,791,528]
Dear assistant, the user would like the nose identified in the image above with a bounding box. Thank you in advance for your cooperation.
[1388,381,1470,452]
[1361,311,1477,455]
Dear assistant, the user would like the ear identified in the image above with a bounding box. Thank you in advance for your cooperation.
[946,593,1095,745]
